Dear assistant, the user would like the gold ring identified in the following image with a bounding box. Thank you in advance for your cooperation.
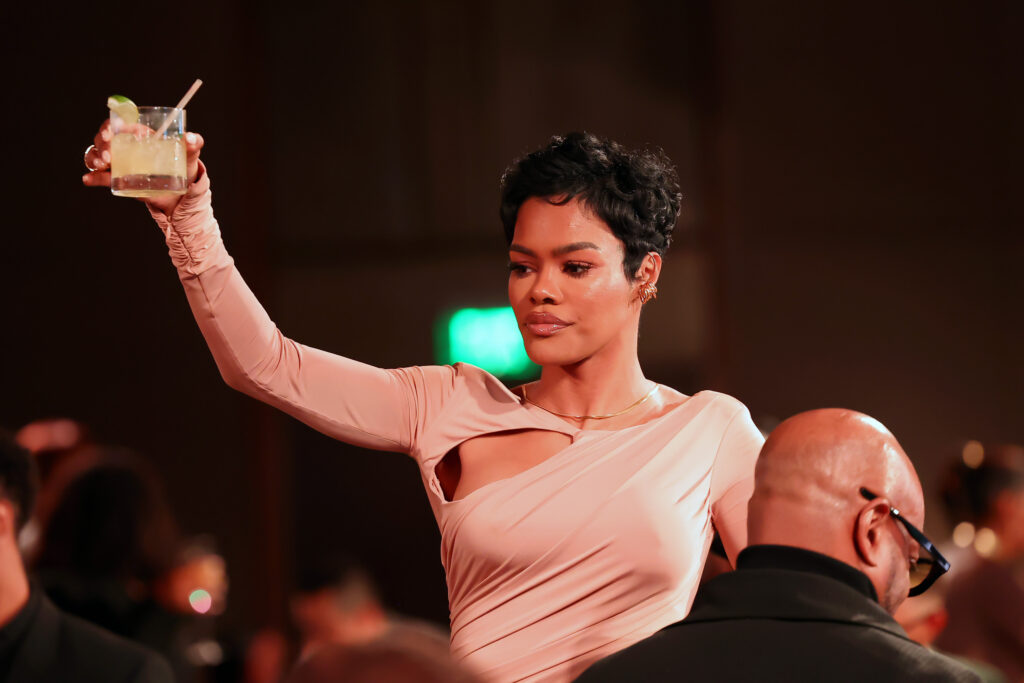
[84,144,101,172]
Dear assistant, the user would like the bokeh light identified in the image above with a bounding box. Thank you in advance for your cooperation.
[437,307,538,378]
[973,527,998,557]
[189,588,213,614]
[951,521,976,548]
[962,440,984,469]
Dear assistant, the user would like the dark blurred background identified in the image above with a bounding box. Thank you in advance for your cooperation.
[1,0,1021,643]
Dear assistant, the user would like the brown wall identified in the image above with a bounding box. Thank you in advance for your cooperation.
[709,1,1023,524]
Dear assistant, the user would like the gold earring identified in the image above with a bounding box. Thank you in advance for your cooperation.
[638,281,658,304]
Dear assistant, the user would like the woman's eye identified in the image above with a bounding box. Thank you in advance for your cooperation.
[508,262,531,276]
[564,262,592,277]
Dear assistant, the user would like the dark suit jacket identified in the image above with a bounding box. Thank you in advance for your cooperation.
[2,587,174,683]
[575,545,981,683]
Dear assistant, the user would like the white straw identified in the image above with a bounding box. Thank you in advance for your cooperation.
[154,78,203,137]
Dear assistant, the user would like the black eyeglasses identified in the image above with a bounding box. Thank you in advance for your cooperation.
[859,487,950,597]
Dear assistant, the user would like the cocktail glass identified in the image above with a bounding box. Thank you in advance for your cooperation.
[109,106,187,197]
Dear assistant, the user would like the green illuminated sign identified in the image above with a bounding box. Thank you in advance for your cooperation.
[436,307,538,378]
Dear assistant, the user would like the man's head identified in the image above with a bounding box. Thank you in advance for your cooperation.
[290,556,387,650]
[0,430,38,544]
[286,640,480,683]
[747,409,925,613]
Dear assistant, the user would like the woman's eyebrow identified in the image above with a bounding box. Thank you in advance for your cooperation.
[508,242,601,256]
[554,242,601,255]
[509,244,535,256]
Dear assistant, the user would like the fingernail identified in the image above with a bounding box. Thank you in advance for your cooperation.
[101,150,110,163]
[101,129,111,141]
[82,174,90,183]
[186,133,197,144]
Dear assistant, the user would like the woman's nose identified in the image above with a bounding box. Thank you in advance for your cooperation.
[530,269,561,304]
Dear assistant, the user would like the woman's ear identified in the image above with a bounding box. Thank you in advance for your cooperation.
[634,252,662,285]
[854,500,892,567]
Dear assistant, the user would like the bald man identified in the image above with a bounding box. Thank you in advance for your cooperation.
[576,409,981,682]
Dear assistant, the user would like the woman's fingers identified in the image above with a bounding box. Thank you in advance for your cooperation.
[81,170,111,187]
[83,120,112,184]
[84,144,110,172]
[92,119,112,150]
[183,132,204,184]
[141,132,204,212]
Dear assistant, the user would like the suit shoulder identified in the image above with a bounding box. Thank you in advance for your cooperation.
[836,625,983,682]
[56,611,174,683]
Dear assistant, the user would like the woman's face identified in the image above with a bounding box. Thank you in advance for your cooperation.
[508,196,642,367]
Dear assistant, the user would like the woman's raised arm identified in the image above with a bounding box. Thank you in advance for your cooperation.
[83,123,449,454]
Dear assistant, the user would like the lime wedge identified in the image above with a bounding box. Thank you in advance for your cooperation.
[107,95,139,125]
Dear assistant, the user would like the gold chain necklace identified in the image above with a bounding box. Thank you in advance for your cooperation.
[521,383,660,420]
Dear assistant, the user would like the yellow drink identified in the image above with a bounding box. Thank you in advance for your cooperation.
[109,106,187,198]
[110,133,187,197]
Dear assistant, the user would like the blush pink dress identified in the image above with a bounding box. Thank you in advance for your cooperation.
[147,167,765,683]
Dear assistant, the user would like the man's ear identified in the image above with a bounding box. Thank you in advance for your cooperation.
[633,252,662,286]
[854,500,892,567]
[0,500,17,541]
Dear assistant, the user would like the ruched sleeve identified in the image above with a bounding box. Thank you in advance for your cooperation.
[708,404,764,564]
[147,164,457,454]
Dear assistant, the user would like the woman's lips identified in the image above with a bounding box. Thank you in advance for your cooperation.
[525,312,571,337]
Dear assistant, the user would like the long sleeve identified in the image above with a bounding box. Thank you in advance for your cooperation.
[708,403,764,565]
[146,165,455,453]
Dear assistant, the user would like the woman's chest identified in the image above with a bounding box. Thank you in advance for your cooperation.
[441,429,574,502]
[438,426,722,580]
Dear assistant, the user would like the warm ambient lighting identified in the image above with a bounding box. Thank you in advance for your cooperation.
[973,527,998,557]
[961,440,984,469]
[436,307,538,378]
[951,521,975,548]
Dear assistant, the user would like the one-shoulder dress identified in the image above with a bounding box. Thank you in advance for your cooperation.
[147,166,765,682]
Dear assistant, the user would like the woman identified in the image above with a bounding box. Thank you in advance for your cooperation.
[83,127,763,682]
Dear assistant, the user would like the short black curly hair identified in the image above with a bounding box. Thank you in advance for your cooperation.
[499,132,682,280]
[0,430,38,533]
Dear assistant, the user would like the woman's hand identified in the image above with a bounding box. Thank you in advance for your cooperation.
[81,119,206,215]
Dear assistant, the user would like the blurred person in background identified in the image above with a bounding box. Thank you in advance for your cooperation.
[14,416,94,555]
[244,554,456,683]
[0,430,173,682]
[936,443,1024,683]
[285,640,481,683]
[290,554,450,660]
[29,446,223,682]
[84,123,765,682]
[894,589,1006,683]
[14,417,93,484]
[153,535,238,681]
[154,536,228,621]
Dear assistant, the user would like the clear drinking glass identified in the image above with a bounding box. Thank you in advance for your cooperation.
[109,106,187,197]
